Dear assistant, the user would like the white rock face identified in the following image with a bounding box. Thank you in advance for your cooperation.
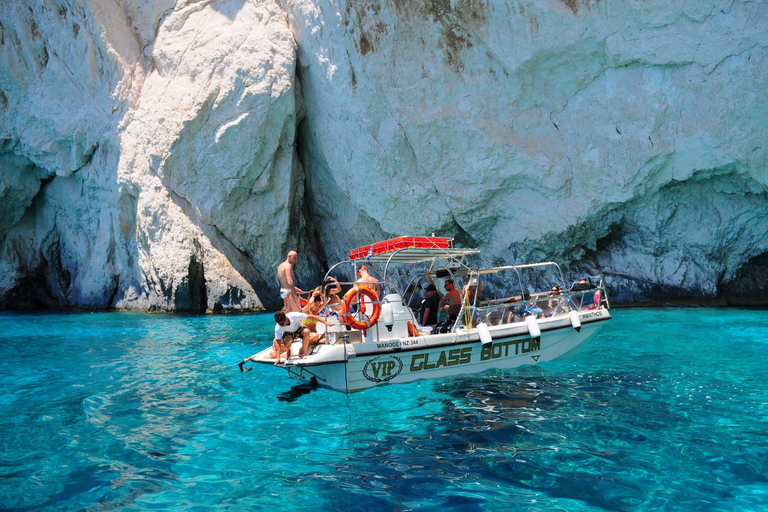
[280,0,768,302]
[0,0,315,310]
[1,0,767,309]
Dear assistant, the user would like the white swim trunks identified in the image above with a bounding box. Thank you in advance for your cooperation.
[280,288,293,299]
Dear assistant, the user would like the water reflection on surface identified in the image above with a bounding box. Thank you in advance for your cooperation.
[1,309,767,511]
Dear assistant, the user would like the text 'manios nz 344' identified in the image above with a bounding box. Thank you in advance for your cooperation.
[244,236,612,393]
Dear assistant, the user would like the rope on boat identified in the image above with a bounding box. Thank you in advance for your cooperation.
[344,336,350,395]
[463,293,472,328]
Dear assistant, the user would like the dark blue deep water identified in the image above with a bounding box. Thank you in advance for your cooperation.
[1,308,767,511]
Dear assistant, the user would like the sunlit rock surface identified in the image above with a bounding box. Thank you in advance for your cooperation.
[0,0,316,310]
[282,0,768,303]
[1,0,766,310]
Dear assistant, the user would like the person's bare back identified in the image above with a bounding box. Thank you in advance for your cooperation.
[356,265,380,295]
[278,251,303,312]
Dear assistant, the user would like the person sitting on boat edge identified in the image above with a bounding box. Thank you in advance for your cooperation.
[271,310,331,366]
[419,284,439,327]
[302,290,326,330]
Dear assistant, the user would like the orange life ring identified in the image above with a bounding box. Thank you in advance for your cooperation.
[341,285,381,330]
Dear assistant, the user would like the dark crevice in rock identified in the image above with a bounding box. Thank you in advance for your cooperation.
[106,276,120,309]
[294,67,328,274]
[450,215,478,249]
[3,236,70,310]
[591,220,624,256]
[560,0,580,15]
[77,142,99,172]
[566,167,768,304]
[55,238,72,292]
[608,274,696,302]
[212,286,246,312]
[719,251,768,304]
[175,244,207,313]
[1,174,64,309]
[37,174,55,190]
[536,212,621,265]
[158,273,172,304]
[3,272,51,309]
[165,187,272,309]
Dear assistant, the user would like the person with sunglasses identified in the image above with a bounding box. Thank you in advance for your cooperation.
[547,285,569,316]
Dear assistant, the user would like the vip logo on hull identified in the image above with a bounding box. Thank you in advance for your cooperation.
[363,356,404,382]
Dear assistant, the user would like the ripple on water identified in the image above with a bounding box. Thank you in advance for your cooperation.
[2,309,768,511]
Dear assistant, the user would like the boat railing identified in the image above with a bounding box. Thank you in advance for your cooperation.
[320,273,609,335]
[454,280,609,330]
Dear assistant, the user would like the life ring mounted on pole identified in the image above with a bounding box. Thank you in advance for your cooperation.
[341,285,381,330]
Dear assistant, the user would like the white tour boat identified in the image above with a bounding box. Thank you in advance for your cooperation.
[240,236,611,393]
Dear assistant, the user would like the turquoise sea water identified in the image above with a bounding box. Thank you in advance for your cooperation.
[1,308,767,511]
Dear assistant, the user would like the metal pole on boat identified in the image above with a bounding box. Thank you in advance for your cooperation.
[512,267,526,299]
[343,335,350,395]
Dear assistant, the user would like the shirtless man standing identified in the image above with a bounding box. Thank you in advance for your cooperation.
[356,265,380,295]
[426,273,462,321]
[277,250,304,312]
[440,279,462,321]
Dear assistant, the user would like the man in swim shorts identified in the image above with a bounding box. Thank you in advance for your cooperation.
[277,250,304,312]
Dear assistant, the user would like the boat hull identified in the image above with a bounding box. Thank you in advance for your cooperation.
[270,309,610,392]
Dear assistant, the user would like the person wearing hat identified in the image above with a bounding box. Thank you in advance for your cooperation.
[419,283,440,326]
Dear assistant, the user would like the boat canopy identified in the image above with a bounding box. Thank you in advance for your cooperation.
[348,236,479,264]
[344,237,563,283]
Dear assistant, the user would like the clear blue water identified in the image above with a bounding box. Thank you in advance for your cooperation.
[1,308,767,511]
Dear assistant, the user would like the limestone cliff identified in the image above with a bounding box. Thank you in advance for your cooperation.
[0,0,766,310]
[1,0,318,310]
[282,0,768,303]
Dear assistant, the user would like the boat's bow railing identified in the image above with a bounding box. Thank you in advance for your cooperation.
[595,275,611,309]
